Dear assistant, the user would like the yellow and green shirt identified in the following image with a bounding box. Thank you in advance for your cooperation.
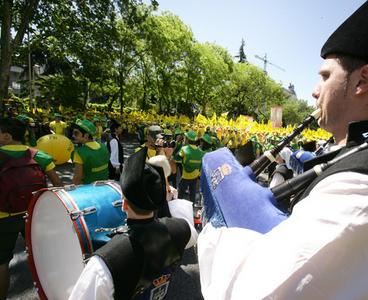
[72,142,109,184]
[179,145,204,180]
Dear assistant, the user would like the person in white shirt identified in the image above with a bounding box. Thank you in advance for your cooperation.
[198,2,368,299]
[107,120,124,181]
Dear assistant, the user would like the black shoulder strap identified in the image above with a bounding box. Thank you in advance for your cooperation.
[292,147,368,209]
[161,217,191,254]
[97,218,191,300]
[26,147,38,159]
[106,138,112,153]
[272,164,293,180]
[0,150,10,169]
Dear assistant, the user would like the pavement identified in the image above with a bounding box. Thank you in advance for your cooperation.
[6,136,204,300]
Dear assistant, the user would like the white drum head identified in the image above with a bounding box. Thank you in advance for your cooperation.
[30,190,84,300]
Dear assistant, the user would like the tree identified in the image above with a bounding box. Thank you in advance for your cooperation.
[184,43,230,115]
[220,63,286,121]
[15,0,157,110]
[237,38,247,63]
[0,0,40,114]
[282,97,314,125]
[142,12,194,113]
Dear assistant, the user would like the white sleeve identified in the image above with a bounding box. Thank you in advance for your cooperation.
[69,256,114,300]
[168,199,198,249]
[269,172,285,188]
[109,139,120,168]
[198,172,368,300]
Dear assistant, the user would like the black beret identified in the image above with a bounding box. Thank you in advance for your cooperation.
[321,1,368,62]
[120,147,166,211]
[109,121,121,132]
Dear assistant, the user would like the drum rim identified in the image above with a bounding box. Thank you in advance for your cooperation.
[25,188,94,299]
[25,188,49,300]
[58,189,94,255]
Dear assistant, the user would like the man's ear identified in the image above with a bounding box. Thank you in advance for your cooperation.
[3,132,13,143]
[123,199,129,211]
[356,64,368,95]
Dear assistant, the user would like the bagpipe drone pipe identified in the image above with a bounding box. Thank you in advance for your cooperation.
[200,109,321,234]
[201,134,368,234]
[249,109,321,176]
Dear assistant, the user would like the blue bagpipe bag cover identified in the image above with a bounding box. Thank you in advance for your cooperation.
[201,147,288,234]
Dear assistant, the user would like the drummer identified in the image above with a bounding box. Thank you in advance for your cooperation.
[69,148,197,299]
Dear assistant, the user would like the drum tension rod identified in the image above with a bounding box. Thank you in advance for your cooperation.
[69,206,97,221]
[112,200,123,207]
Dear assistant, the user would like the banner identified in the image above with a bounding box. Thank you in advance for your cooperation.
[270,106,283,128]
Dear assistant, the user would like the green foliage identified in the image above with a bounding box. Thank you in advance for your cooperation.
[142,12,195,113]
[35,74,85,108]
[237,38,247,63]
[184,43,230,114]
[3,1,311,124]
[218,63,286,121]
[282,98,315,125]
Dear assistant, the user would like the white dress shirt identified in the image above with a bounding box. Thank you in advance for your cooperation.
[198,171,368,300]
[109,138,121,168]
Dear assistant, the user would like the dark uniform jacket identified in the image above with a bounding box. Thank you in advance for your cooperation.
[292,120,368,208]
[95,217,191,300]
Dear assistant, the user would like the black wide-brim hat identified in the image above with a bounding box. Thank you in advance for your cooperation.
[321,1,368,62]
[120,147,166,211]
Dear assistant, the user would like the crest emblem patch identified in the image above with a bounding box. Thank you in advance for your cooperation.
[211,164,232,190]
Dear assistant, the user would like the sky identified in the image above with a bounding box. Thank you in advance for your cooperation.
[154,0,366,106]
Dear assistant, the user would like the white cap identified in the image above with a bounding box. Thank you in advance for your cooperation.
[279,147,293,169]
[147,155,171,178]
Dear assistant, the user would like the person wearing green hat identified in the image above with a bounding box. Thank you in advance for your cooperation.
[49,113,67,135]
[16,114,37,147]
[178,130,204,203]
[199,133,213,153]
[71,119,109,185]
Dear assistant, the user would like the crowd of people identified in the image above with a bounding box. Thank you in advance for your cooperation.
[1,2,368,299]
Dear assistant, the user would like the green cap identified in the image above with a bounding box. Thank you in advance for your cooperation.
[75,119,96,136]
[184,130,197,141]
[16,114,30,123]
[174,127,183,135]
[201,133,212,145]
[250,135,258,142]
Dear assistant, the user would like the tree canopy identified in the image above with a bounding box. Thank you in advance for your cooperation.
[0,0,314,125]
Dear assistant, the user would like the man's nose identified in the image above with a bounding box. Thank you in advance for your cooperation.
[312,86,320,99]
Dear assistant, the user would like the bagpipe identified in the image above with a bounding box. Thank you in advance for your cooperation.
[200,109,368,234]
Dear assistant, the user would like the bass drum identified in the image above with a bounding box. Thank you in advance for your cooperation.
[25,181,126,300]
